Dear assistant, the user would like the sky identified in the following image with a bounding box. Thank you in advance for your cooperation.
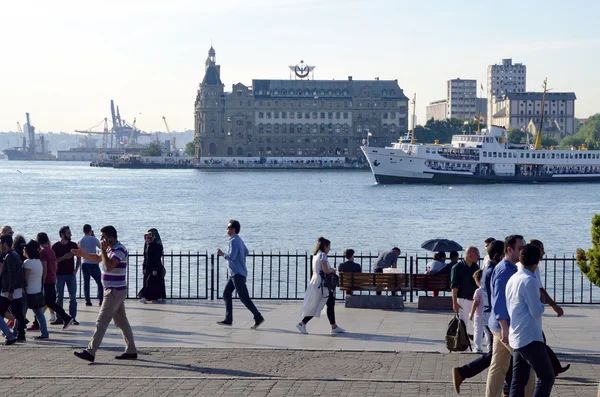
[1,0,598,134]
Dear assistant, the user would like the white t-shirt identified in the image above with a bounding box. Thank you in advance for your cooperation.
[517,262,542,289]
[24,258,44,294]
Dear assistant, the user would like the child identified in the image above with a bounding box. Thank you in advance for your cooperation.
[469,269,484,353]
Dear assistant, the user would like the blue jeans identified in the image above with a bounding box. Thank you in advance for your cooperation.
[483,311,493,353]
[82,263,103,303]
[56,274,77,320]
[223,275,262,322]
[22,296,49,338]
[511,341,555,397]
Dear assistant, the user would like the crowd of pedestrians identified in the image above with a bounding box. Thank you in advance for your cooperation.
[0,222,586,395]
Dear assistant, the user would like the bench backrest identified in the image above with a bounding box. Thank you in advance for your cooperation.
[411,274,451,291]
[339,272,409,290]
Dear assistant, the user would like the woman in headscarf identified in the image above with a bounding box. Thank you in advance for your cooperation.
[138,229,166,303]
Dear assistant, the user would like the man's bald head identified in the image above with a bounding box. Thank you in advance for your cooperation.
[464,246,480,265]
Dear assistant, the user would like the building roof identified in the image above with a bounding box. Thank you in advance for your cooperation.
[252,79,408,100]
[202,65,222,85]
[504,92,577,101]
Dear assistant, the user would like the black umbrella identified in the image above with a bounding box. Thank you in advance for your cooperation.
[421,239,463,252]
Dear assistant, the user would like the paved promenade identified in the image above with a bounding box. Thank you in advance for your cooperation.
[2,300,598,396]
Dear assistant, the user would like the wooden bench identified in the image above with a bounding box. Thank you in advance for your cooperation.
[339,272,409,293]
[411,274,452,310]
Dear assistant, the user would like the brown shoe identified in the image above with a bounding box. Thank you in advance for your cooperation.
[452,367,463,394]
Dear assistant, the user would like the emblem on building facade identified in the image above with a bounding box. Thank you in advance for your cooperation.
[288,60,315,79]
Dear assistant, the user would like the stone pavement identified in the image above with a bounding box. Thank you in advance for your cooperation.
[12,300,600,354]
[0,348,598,396]
[2,300,599,396]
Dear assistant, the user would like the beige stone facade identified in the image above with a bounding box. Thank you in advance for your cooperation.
[194,48,409,160]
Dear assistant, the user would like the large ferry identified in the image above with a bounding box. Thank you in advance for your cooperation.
[362,127,600,184]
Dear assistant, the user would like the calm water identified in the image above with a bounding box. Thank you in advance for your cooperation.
[1,160,598,256]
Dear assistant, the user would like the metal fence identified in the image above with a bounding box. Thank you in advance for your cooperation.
[75,252,600,304]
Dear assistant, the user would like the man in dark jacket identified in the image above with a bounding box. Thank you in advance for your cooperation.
[0,234,27,344]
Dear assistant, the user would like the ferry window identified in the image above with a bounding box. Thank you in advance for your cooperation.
[560,153,564,159]
[551,154,555,159]
[526,153,530,158]
[483,152,487,157]
[493,152,497,158]
[503,153,507,158]
[520,153,524,158]
[542,154,545,159]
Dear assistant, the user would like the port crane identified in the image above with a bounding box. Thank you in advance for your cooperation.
[162,116,177,153]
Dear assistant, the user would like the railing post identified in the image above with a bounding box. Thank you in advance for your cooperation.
[410,256,414,303]
[210,254,215,301]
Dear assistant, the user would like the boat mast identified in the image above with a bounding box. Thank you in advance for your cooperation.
[476,111,481,134]
[534,78,547,150]
[411,93,416,144]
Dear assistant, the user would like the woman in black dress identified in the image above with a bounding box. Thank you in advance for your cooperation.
[138,229,166,303]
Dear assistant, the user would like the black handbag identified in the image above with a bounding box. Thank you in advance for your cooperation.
[27,291,45,310]
[321,272,339,291]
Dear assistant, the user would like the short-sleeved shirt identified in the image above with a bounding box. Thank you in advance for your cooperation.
[40,247,57,284]
[52,241,79,276]
[450,260,480,299]
[473,287,484,317]
[24,258,44,294]
[102,242,128,290]
[338,261,362,273]
[375,251,398,270]
[77,235,100,264]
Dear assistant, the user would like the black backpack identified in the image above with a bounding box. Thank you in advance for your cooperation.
[445,313,471,352]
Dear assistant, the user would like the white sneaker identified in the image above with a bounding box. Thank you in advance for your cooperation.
[331,326,345,334]
[49,314,57,322]
[139,298,147,304]
[296,323,308,334]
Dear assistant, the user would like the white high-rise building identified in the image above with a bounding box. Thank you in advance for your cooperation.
[487,58,526,126]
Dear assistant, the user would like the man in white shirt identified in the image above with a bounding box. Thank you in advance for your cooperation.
[506,244,555,397]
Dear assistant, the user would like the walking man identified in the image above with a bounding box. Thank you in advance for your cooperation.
[72,226,137,362]
[507,244,555,396]
[216,219,264,329]
[450,246,480,335]
[52,226,80,325]
[486,235,534,397]
[77,224,103,306]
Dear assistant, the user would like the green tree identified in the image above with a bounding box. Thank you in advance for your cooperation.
[541,136,559,147]
[145,142,163,157]
[576,214,600,288]
[185,141,195,157]
[560,114,600,149]
[507,128,527,144]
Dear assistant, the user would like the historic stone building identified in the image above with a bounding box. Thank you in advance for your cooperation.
[194,47,409,160]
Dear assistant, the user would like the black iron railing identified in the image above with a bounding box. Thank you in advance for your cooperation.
[75,252,599,304]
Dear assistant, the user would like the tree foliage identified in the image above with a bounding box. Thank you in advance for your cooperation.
[145,142,163,157]
[576,214,600,288]
[414,118,487,144]
[185,142,195,157]
[508,128,527,144]
[560,114,600,149]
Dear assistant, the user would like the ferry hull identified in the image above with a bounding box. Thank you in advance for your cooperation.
[374,172,600,184]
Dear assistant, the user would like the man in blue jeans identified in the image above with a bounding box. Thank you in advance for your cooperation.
[51,226,81,325]
[77,224,102,306]
[216,219,264,329]
[507,244,555,396]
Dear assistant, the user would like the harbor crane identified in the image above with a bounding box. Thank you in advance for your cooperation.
[162,116,177,152]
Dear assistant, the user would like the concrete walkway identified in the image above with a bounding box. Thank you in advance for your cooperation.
[2,300,599,396]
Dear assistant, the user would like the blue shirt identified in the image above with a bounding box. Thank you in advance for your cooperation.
[489,258,518,331]
[506,268,545,349]
[77,235,100,264]
[223,234,249,277]
[481,260,497,314]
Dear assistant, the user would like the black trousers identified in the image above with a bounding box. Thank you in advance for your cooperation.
[33,283,70,326]
[0,296,26,339]
[223,275,262,322]
[303,292,336,325]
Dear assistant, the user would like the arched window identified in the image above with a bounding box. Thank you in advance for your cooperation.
[382,124,389,133]
[258,123,264,134]
[390,125,396,133]
[335,124,341,134]
[312,124,318,134]
[266,147,272,155]
[274,123,279,134]
[281,124,287,134]
[266,124,272,134]
[227,147,233,156]
[209,142,217,155]
[320,123,326,134]
[335,147,342,156]
[259,147,265,155]
[289,124,295,134]
[297,148,303,156]
[237,147,243,156]
[304,147,310,155]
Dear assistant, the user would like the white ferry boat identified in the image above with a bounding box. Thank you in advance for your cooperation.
[362,127,600,184]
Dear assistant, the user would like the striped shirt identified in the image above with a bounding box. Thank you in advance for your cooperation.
[102,242,128,291]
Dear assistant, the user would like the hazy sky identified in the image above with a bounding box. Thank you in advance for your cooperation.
[2,0,598,134]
